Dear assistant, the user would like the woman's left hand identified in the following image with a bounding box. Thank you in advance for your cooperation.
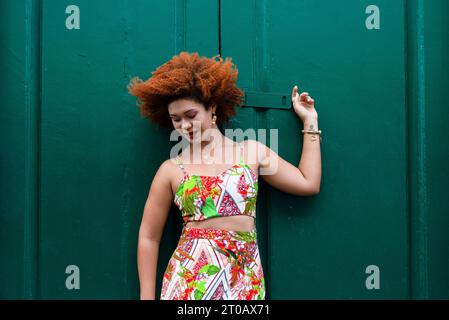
[291,85,318,122]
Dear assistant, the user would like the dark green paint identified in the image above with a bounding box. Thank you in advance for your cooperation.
[1,0,448,299]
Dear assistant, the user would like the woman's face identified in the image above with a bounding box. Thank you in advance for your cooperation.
[168,97,216,142]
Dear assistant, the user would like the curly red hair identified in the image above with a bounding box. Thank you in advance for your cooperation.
[127,51,245,129]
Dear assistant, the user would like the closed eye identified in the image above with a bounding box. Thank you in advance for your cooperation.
[173,115,196,122]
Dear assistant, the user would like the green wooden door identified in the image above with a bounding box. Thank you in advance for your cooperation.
[221,0,449,299]
[1,0,218,299]
[1,0,448,299]
[222,0,409,299]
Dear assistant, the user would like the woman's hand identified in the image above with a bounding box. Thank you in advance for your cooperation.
[291,85,318,122]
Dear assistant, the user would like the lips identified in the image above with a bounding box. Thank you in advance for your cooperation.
[183,130,197,139]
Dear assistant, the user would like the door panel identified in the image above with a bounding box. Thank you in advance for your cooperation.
[222,0,407,299]
[2,0,448,300]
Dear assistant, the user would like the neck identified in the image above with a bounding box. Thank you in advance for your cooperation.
[187,127,225,162]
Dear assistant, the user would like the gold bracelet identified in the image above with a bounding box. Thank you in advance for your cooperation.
[302,129,321,135]
[301,129,322,142]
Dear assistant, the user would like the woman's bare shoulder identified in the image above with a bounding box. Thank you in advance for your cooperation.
[241,139,265,172]
[160,157,183,192]
[243,139,268,163]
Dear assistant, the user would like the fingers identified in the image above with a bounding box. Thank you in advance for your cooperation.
[292,85,314,104]
[292,85,298,98]
[292,86,306,99]
[304,95,314,103]
[299,92,311,104]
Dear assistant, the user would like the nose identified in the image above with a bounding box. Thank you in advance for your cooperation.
[181,119,192,131]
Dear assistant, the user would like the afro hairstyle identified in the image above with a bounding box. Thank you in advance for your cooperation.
[127,51,245,129]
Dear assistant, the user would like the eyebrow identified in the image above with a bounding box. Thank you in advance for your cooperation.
[169,109,196,117]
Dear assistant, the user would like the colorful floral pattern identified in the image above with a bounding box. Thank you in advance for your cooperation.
[174,159,259,225]
[160,227,265,300]
[161,145,264,300]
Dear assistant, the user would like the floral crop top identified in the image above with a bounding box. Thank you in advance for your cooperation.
[174,143,258,226]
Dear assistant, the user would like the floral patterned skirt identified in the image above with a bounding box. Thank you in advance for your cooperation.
[160,226,265,300]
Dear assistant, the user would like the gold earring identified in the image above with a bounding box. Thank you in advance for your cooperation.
[212,113,217,125]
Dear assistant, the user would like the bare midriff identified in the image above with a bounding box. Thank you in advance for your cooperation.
[184,215,256,232]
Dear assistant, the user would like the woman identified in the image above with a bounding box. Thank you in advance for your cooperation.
[128,51,321,300]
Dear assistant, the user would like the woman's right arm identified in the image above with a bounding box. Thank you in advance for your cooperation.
[137,160,174,300]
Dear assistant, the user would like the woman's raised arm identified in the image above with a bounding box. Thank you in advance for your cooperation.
[256,85,321,196]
